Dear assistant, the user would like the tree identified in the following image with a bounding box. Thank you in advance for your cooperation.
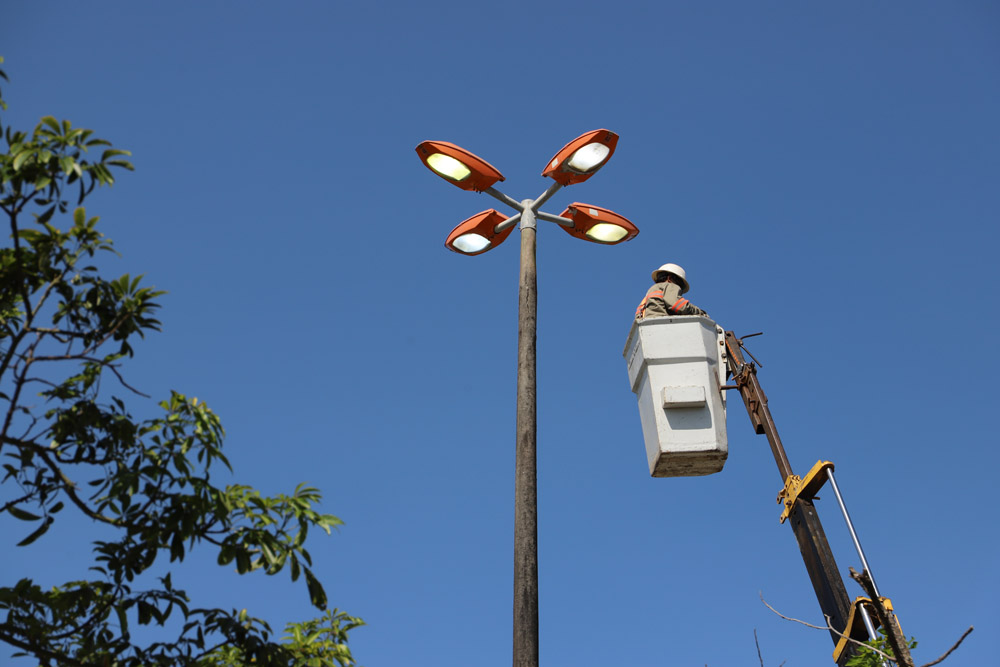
[0,58,363,666]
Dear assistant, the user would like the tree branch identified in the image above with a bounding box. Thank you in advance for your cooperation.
[0,490,37,514]
[0,333,39,457]
[18,441,120,525]
[23,352,150,397]
[759,592,895,662]
[918,627,974,667]
[762,591,974,667]
[24,326,86,338]
[0,625,88,667]
[849,568,914,667]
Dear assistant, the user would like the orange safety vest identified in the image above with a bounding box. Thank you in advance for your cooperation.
[635,288,691,319]
[635,289,663,318]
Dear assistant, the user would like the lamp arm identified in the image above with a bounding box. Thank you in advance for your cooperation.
[535,211,573,228]
[494,213,523,234]
[483,186,524,212]
[530,182,563,212]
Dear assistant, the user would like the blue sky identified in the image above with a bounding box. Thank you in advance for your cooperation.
[2,2,998,665]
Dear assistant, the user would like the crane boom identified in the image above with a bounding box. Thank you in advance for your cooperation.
[723,331,858,664]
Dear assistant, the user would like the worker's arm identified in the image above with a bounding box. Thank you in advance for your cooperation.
[661,283,708,317]
[668,296,708,317]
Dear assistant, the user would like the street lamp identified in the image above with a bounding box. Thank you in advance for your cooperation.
[443,209,514,255]
[541,128,618,186]
[416,129,638,667]
[557,202,639,244]
[415,140,506,192]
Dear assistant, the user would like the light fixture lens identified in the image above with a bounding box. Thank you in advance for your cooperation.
[585,223,629,243]
[452,233,490,253]
[427,153,472,181]
[567,143,610,173]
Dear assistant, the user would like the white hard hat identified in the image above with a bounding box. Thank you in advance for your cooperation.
[652,263,690,294]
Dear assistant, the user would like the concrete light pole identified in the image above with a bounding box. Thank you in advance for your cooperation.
[415,131,638,667]
[513,201,538,667]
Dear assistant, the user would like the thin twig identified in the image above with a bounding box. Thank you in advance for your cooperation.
[761,592,974,667]
[754,628,764,667]
[759,592,895,662]
[919,626,974,667]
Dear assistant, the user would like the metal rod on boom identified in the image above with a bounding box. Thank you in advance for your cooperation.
[826,470,881,598]
[826,469,880,641]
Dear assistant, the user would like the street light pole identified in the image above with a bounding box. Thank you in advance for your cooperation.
[513,203,538,667]
[415,131,637,667]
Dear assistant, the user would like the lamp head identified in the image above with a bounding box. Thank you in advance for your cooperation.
[557,203,639,245]
[444,209,515,255]
[416,140,505,192]
[542,129,619,186]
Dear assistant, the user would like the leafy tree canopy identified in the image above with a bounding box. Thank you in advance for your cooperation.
[0,57,362,667]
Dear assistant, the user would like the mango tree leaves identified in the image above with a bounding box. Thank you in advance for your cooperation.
[0,65,360,666]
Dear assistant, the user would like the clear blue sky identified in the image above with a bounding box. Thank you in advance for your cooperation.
[3,2,998,665]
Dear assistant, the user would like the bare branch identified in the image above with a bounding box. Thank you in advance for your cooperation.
[0,335,38,457]
[761,591,973,667]
[754,628,764,667]
[100,359,150,397]
[919,626,974,667]
[17,441,120,525]
[24,353,150,397]
[27,270,68,324]
[25,326,86,339]
[759,592,895,662]
[0,490,37,514]
[850,568,914,667]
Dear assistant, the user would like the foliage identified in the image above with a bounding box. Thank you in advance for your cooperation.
[0,57,362,666]
[845,628,918,667]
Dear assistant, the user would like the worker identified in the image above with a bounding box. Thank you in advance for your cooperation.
[635,263,709,320]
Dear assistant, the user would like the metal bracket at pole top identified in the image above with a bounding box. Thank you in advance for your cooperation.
[519,202,537,230]
[777,460,835,524]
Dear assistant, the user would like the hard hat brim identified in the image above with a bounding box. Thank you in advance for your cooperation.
[651,269,690,295]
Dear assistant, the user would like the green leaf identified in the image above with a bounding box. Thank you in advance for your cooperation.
[36,204,56,224]
[116,605,130,637]
[41,116,61,134]
[137,600,152,625]
[7,506,42,521]
[17,517,53,546]
[304,567,327,609]
[235,549,250,574]
[12,149,32,171]
[101,148,132,161]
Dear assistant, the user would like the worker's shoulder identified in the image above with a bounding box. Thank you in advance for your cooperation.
[658,281,683,300]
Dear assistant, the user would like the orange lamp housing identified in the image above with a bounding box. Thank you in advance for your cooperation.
[541,129,619,186]
[445,209,516,255]
[558,203,639,245]
[416,140,506,192]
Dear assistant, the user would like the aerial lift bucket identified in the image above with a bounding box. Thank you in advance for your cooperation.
[623,316,728,477]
